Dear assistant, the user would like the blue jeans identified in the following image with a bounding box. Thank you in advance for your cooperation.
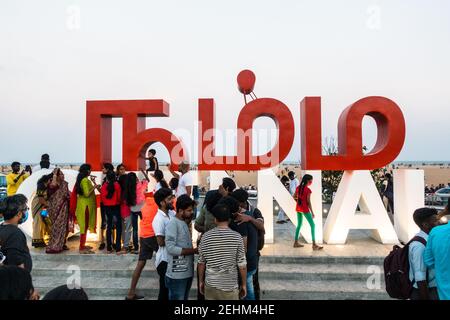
[245,269,257,300]
[165,276,193,300]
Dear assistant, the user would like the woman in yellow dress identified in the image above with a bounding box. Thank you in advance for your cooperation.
[74,164,100,254]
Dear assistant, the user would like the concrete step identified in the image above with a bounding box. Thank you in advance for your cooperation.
[31,252,385,265]
[31,261,385,282]
[33,276,389,300]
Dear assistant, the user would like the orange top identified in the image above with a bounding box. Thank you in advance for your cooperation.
[139,197,158,238]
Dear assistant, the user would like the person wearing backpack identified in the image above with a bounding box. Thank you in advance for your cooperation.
[424,203,450,300]
[384,207,441,300]
[408,208,441,300]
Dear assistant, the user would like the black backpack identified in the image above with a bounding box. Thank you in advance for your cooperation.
[384,236,427,299]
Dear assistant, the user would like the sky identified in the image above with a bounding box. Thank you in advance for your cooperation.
[1,0,449,165]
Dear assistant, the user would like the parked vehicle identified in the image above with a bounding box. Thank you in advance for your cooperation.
[0,174,6,200]
[435,187,450,205]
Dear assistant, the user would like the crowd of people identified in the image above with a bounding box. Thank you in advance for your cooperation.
[0,150,270,301]
[425,183,450,194]
[1,151,450,301]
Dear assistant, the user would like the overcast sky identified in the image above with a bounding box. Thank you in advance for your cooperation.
[1,0,449,165]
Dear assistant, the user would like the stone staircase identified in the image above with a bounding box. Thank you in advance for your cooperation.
[30,253,390,300]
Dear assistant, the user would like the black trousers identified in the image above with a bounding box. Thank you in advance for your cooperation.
[157,261,169,301]
[131,211,140,251]
[105,205,122,252]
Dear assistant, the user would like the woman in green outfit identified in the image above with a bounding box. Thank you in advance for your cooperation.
[74,164,100,254]
[293,174,323,251]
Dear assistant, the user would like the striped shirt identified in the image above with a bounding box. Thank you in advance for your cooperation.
[198,227,246,291]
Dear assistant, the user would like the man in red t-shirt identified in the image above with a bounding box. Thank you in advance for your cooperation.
[126,197,159,300]
[293,174,323,251]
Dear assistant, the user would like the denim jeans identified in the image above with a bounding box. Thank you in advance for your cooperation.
[165,276,193,300]
[244,269,257,300]
[105,205,122,252]
[122,216,132,248]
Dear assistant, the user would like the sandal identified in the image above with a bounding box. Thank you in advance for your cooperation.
[79,249,95,254]
[293,242,304,248]
[313,245,324,251]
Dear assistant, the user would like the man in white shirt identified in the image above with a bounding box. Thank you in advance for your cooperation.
[288,171,300,196]
[170,161,194,197]
[408,207,441,300]
[152,187,176,301]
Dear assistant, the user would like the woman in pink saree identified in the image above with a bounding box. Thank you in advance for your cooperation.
[46,169,71,254]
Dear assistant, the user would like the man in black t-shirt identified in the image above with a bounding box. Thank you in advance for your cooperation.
[227,190,265,300]
[0,194,33,273]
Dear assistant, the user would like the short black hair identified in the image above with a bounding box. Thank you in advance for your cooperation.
[149,149,156,155]
[176,194,196,212]
[205,192,223,212]
[0,194,28,220]
[222,178,236,193]
[413,207,438,227]
[0,265,34,300]
[11,161,20,167]
[154,188,173,208]
[42,285,88,300]
[41,154,50,161]
[288,171,295,178]
[169,177,179,190]
[231,188,249,204]
[211,203,231,222]
[102,163,114,172]
[218,196,240,215]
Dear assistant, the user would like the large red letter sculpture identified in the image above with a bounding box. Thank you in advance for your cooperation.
[301,96,406,170]
[198,98,295,170]
[86,100,186,171]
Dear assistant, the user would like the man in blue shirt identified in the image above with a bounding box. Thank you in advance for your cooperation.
[424,205,450,300]
[408,208,441,300]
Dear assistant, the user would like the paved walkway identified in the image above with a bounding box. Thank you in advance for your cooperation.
[260,218,392,257]
[30,216,393,258]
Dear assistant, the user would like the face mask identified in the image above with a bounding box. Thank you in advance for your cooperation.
[19,210,29,224]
